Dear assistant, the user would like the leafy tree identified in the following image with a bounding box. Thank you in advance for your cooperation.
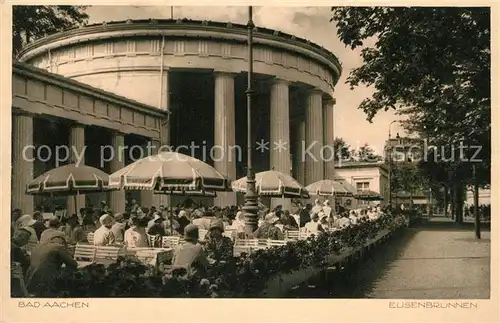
[391,161,427,198]
[330,7,491,183]
[333,137,352,161]
[356,143,382,162]
[13,5,89,56]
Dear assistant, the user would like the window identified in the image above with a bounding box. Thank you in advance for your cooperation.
[356,182,370,191]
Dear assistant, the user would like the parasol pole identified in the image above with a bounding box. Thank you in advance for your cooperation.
[74,193,78,217]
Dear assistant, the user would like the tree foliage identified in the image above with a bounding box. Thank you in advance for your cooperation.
[330,7,491,182]
[333,137,352,161]
[13,5,89,56]
[391,161,427,196]
[356,143,383,162]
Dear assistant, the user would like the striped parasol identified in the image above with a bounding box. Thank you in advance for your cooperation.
[232,170,309,198]
[109,152,231,194]
[356,190,384,201]
[305,179,355,197]
[26,164,114,196]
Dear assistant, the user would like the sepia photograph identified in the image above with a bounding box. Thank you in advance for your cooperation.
[5,3,494,308]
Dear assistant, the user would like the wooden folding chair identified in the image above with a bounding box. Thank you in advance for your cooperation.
[267,239,287,247]
[223,229,237,241]
[147,234,159,247]
[74,243,96,268]
[234,239,258,256]
[87,232,95,244]
[94,246,121,264]
[285,230,300,241]
[162,236,180,248]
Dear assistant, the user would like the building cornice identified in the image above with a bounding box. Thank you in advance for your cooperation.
[335,161,389,172]
[13,62,169,118]
[16,19,342,84]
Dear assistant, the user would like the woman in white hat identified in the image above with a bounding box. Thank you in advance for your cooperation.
[14,214,39,245]
[93,214,116,246]
[231,211,246,234]
[312,199,323,215]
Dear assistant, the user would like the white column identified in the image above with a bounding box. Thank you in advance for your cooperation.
[67,123,85,215]
[304,89,324,185]
[109,132,126,214]
[270,78,291,210]
[213,72,237,207]
[12,112,34,215]
[295,118,306,185]
[323,98,336,180]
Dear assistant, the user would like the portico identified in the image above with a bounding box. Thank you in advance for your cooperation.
[14,19,342,211]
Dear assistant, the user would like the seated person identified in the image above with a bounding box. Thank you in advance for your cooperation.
[11,228,32,297]
[93,214,116,246]
[253,213,284,240]
[39,218,64,244]
[337,213,352,229]
[305,213,325,233]
[62,214,85,244]
[279,210,299,231]
[147,214,167,237]
[203,219,233,262]
[124,216,149,248]
[171,224,209,277]
[25,232,77,297]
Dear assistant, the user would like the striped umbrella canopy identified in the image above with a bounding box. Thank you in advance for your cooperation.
[26,164,114,196]
[357,190,384,201]
[109,152,231,194]
[153,189,217,197]
[305,179,355,197]
[232,170,309,198]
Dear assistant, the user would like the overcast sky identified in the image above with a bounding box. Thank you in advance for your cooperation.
[86,5,407,153]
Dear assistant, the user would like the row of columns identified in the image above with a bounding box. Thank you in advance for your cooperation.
[11,112,143,216]
[211,71,336,209]
[12,70,335,215]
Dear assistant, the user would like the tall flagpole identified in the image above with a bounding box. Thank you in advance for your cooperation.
[242,6,259,234]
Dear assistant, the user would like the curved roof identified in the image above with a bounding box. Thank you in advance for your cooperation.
[17,18,342,82]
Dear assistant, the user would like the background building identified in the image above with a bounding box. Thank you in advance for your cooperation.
[334,161,388,207]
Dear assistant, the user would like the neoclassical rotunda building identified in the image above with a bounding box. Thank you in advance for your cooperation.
[12,19,342,214]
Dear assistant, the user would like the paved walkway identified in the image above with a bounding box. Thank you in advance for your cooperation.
[343,218,491,299]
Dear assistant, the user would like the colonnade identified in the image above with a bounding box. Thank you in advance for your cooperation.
[11,70,335,215]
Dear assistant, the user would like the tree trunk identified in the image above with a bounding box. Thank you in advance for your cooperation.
[453,181,464,224]
[473,165,481,239]
[450,184,456,220]
[443,184,448,216]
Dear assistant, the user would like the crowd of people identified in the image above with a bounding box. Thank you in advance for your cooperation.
[11,197,387,296]
[463,204,491,221]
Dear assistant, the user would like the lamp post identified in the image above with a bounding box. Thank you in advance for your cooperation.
[387,120,398,209]
[242,6,259,234]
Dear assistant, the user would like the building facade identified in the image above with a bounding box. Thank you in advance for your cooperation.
[334,161,389,207]
[385,134,425,163]
[13,19,342,213]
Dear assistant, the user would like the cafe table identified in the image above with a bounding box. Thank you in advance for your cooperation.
[124,247,174,271]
